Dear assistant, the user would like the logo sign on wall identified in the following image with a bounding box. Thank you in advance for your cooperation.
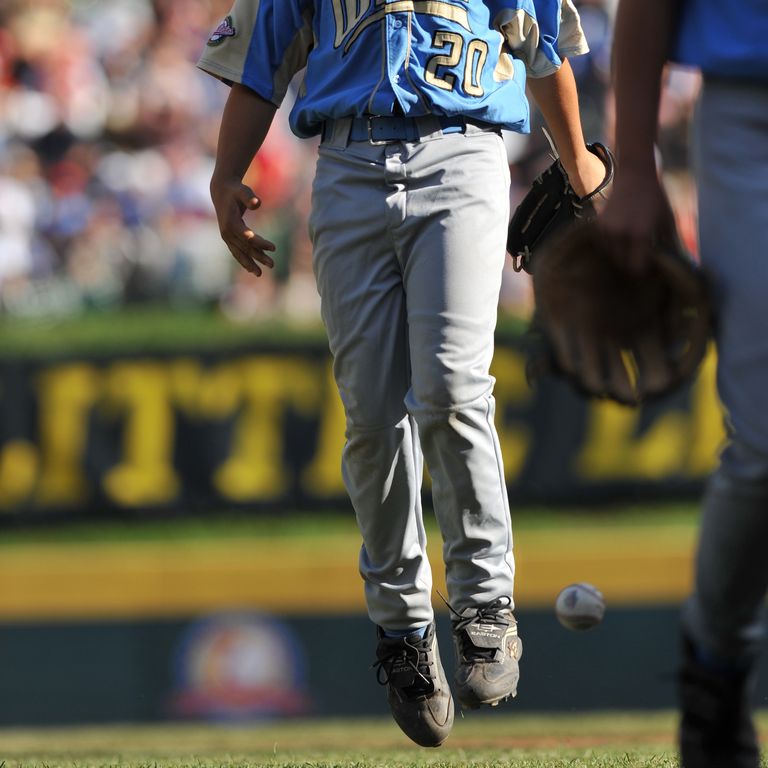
[168,612,312,719]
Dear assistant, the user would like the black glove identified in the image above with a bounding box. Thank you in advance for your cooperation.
[507,142,615,274]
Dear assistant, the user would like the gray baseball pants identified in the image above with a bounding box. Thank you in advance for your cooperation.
[309,117,515,631]
[683,79,768,662]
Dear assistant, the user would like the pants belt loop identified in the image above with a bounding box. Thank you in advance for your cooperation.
[322,117,353,149]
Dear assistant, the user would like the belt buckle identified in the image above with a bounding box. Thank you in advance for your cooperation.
[367,116,393,145]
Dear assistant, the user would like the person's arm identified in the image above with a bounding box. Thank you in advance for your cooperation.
[526,59,606,198]
[598,0,683,270]
[210,83,279,276]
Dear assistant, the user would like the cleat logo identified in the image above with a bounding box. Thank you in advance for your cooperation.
[505,634,522,661]
[469,624,503,639]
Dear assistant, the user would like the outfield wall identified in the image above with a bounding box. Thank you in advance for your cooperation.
[2,608,767,726]
[0,337,737,726]
[0,339,724,518]
[1,511,760,727]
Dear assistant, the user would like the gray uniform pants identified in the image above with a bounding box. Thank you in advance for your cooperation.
[683,79,768,661]
[309,118,515,631]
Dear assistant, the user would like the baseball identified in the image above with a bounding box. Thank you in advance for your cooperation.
[555,582,605,631]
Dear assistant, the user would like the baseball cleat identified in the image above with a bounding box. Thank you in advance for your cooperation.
[373,622,454,747]
[678,632,760,768]
[449,596,522,710]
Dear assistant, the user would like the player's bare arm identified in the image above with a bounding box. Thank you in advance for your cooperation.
[526,59,607,199]
[598,0,682,271]
[210,84,278,277]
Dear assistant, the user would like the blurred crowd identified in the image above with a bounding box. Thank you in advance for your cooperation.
[0,0,698,322]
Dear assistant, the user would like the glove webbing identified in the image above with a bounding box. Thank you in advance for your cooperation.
[509,142,615,274]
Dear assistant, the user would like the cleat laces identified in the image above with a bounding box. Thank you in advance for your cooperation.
[373,634,435,700]
[442,594,513,662]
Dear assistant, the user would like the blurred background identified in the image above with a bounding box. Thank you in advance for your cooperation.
[0,0,737,734]
[1,0,703,323]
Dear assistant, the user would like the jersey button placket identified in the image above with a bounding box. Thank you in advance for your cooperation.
[386,12,410,109]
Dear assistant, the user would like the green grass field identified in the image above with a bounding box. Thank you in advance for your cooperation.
[0,307,528,357]
[0,711,689,767]
[2,711,767,767]
[0,502,700,546]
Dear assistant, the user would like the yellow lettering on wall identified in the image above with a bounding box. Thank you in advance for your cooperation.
[301,362,347,496]
[215,357,323,501]
[490,347,532,482]
[101,362,179,506]
[577,347,725,482]
[170,359,242,418]
[0,440,39,509]
[686,347,726,475]
[577,400,690,480]
[35,364,100,505]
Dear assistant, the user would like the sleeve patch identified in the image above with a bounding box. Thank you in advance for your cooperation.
[207,16,237,47]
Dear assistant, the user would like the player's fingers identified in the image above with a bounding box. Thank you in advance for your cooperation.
[548,324,579,375]
[244,231,276,265]
[632,330,674,398]
[237,185,262,212]
[577,332,636,404]
[232,251,263,277]
[225,236,264,276]
[224,230,272,272]
[548,325,633,402]
[226,228,277,273]
[601,346,639,405]
[574,333,610,398]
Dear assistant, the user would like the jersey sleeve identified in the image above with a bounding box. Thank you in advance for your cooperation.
[197,0,314,107]
[492,0,589,78]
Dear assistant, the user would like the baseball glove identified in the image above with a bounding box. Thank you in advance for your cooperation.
[529,220,713,405]
[507,141,615,274]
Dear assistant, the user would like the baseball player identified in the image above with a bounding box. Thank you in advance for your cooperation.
[602,0,768,766]
[200,0,605,747]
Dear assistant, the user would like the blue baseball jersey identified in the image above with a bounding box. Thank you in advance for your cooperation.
[673,0,768,80]
[198,0,588,138]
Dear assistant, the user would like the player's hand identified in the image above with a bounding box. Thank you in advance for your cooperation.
[598,170,678,275]
[210,177,276,276]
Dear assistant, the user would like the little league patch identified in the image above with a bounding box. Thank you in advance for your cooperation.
[207,16,236,46]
